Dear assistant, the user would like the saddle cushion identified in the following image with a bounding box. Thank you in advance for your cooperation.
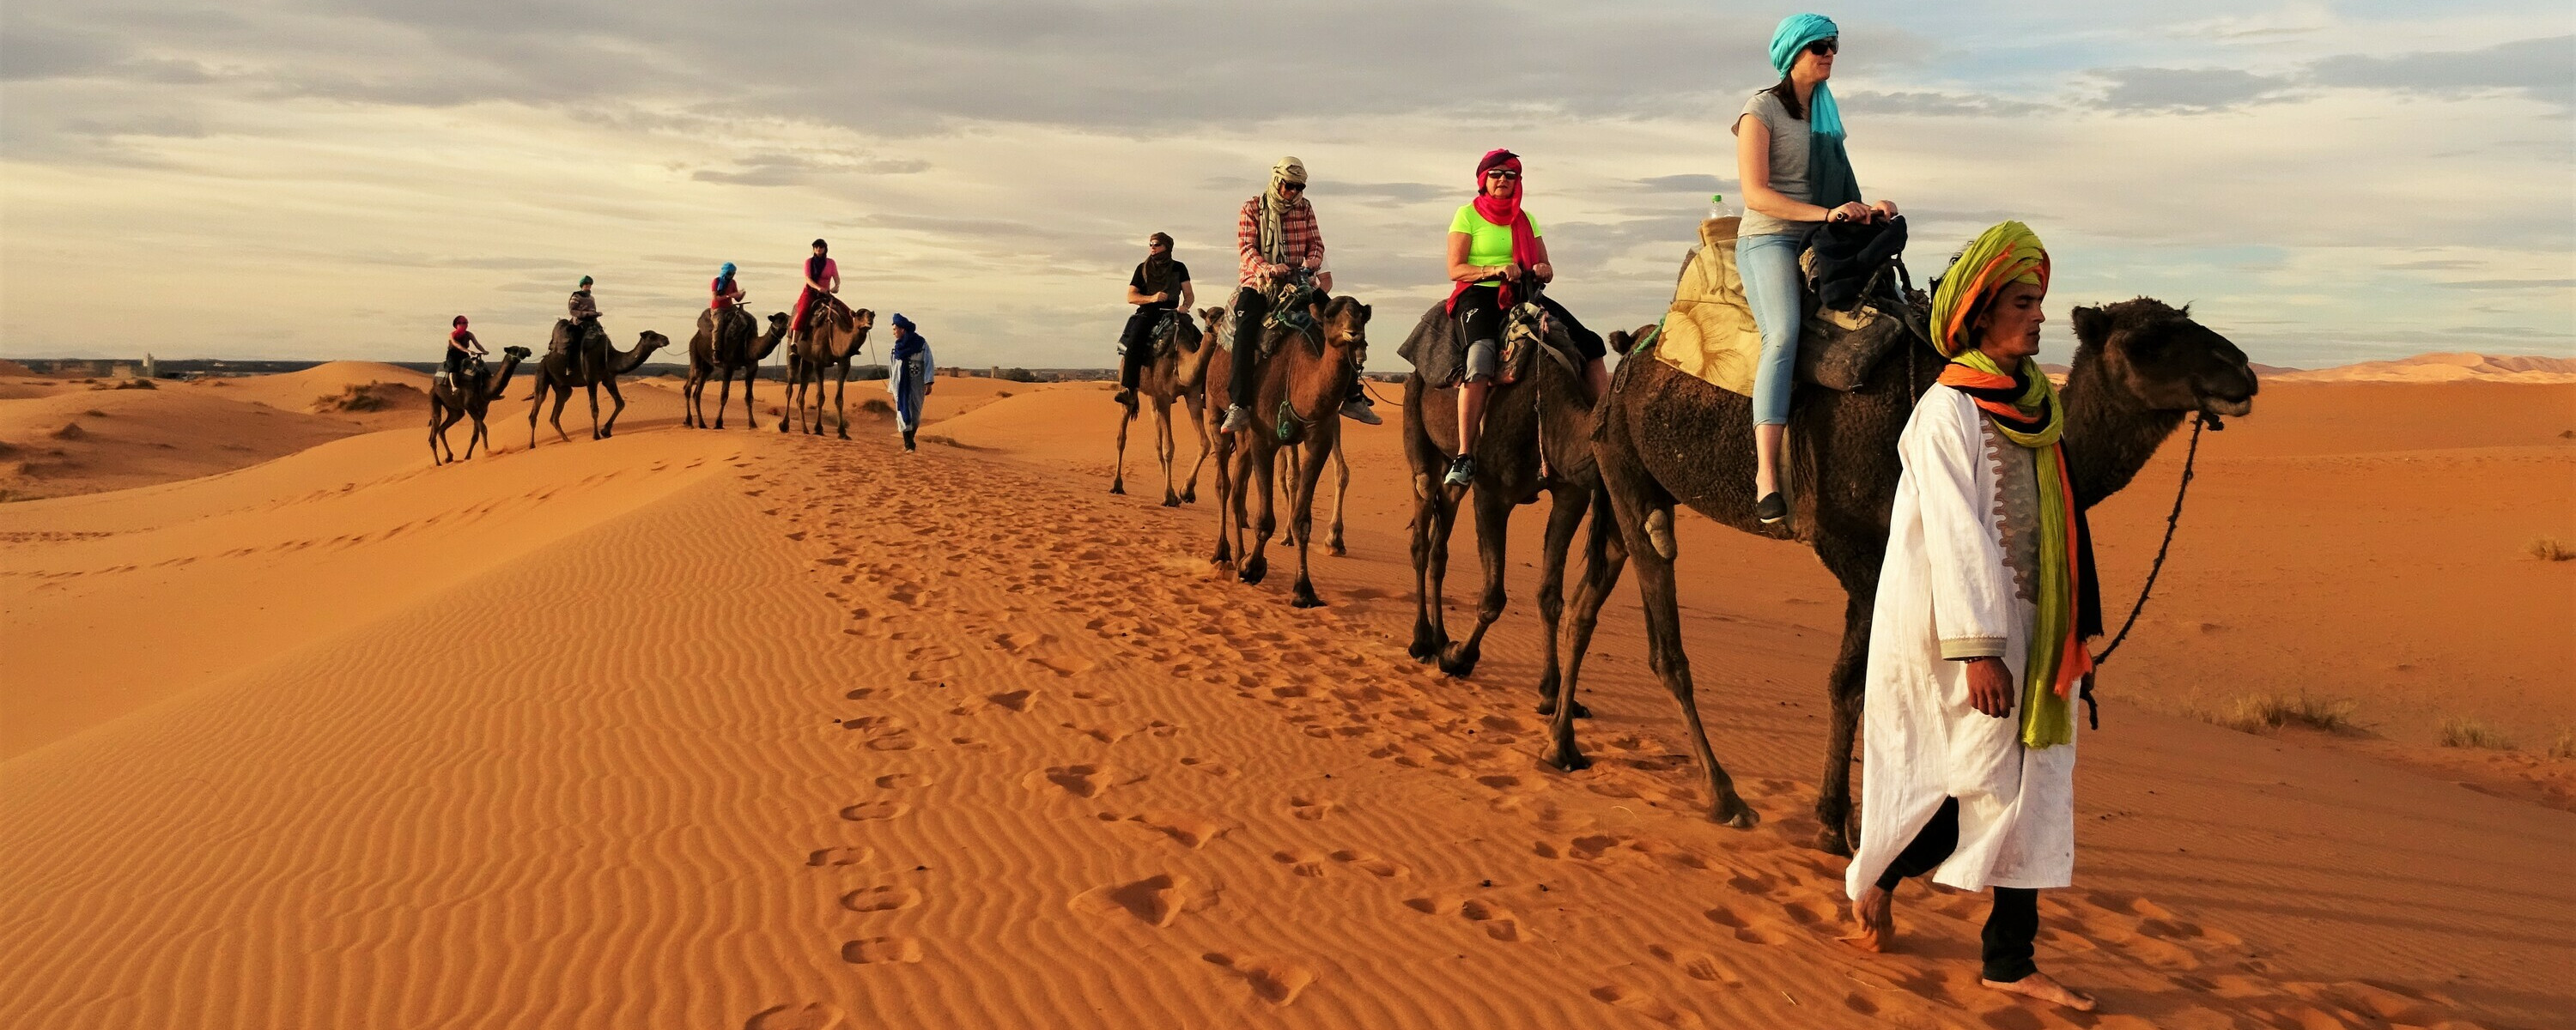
[1653,217,1920,397]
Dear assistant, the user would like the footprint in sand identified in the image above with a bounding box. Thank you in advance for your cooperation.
[840,936,924,965]
[1272,850,1329,878]
[840,885,923,912]
[1646,943,1743,987]
[1403,894,1522,942]
[806,846,872,867]
[874,772,933,790]
[1115,809,1234,849]
[840,801,910,821]
[743,1002,847,1030]
[1286,796,1337,821]
[1327,850,1406,878]
[1069,873,1218,928]
[1177,757,1237,778]
[1588,985,1703,1027]
[1024,764,1131,800]
[1202,952,1316,1006]
[1703,905,1780,945]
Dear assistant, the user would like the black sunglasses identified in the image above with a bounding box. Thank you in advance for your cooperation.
[1279,182,1306,192]
[1807,38,1838,57]
[1484,169,1521,180]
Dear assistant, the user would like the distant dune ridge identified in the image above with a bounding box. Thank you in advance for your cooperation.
[2267,351,2576,384]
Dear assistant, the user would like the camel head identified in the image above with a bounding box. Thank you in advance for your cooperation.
[851,308,876,333]
[2069,298,2257,421]
[635,330,671,358]
[1305,295,1371,366]
[766,312,792,337]
[501,345,532,360]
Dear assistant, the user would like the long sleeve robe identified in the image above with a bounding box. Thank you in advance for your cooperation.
[1846,384,2078,897]
[888,339,934,433]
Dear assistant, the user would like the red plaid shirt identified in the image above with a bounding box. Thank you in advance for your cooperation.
[1236,195,1323,288]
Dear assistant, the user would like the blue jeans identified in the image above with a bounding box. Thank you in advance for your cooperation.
[1737,232,1805,427]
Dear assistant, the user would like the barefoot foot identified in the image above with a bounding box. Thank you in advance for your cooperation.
[1837,884,1893,953]
[1982,972,2096,1011]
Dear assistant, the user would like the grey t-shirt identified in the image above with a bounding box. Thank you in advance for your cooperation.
[1735,91,1813,239]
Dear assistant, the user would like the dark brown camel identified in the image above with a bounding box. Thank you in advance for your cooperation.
[684,310,789,430]
[1203,294,1373,608]
[780,295,876,439]
[527,328,671,446]
[1544,296,2257,855]
[1401,304,1607,686]
[428,345,532,464]
[1110,307,1213,506]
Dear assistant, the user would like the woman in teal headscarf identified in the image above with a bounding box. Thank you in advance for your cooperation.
[1735,12,1900,526]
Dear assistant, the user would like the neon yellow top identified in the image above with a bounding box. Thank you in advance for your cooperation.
[1448,204,1542,277]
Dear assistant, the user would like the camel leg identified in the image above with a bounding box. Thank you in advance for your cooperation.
[1531,482,1592,710]
[1811,589,1875,857]
[831,363,849,439]
[682,370,701,428]
[1180,394,1208,505]
[712,368,733,430]
[526,383,544,448]
[1408,486,1459,663]
[1619,494,1758,828]
[429,402,451,464]
[549,385,574,444]
[1157,403,1181,507]
[737,367,756,431]
[1327,439,1349,556]
[465,409,486,460]
[1286,433,1330,608]
[600,377,626,439]
[1542,491,1626,764]
[1240,444,1276,585]
[1208,431,1236,567]
[1440,480,1516,676]
[1111,403,1133,495]
[779,370,796,433]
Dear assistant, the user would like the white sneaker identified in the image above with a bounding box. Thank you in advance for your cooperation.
[1220,404,1251,432]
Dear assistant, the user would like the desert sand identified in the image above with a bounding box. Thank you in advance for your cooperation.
[2,362,2569,1029]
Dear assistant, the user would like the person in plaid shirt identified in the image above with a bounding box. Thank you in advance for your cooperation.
[1221,156,1380,431]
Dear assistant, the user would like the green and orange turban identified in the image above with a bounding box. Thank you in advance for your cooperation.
[1930,221,2050,358]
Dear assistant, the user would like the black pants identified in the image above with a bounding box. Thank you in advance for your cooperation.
[1117,307,1166,390]
[443,349,468,375]
[1456,283,1504,346]
[1873,797,2040,984]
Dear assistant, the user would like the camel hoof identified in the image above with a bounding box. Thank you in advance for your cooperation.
[837,430,850,440]
[1109,482,1126,495]
[1437,644,1480,678]
[1540,744,1592,772]
[1814,825,1854,857]
[1180,487,1197,504]
[1535,697,1591,719]
[1715,798,1762,830]
[1327,539,1346,557]
[1160,496,1179,508]
[1290,588,1322,609]
[1239,555,1268,585]
[1406,628,1441,663]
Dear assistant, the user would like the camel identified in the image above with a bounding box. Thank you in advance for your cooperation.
[1206,301,1360,559]
[1110,307,1214,506]
[526,326,671,446]
[428,345,532,464]
[1401,303,1607,689]
[779,295,875,439]
[1203,294,1373,608]
[1543,294,2258,856]
[684,310,790,430]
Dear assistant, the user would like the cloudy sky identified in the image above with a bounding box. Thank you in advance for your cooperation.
[3,1,2569,369]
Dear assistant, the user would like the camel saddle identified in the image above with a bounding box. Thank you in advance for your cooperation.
[1395,294,1560,391]
[1651,216,1922,397]
[550,318,609,358]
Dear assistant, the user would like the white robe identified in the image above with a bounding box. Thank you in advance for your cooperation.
[1845,385,2078,898]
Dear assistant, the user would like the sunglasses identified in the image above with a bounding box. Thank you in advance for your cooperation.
[1484,169,1521,180]
[1807,38,1838,57]
[1279,182,1306,192]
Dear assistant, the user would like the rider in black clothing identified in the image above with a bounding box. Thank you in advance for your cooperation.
[1115,233,1194,409]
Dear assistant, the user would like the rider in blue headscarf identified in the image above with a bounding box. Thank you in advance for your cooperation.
[886,313,935,451]
[1770,13,1859,211]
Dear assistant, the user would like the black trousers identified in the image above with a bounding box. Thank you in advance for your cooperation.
[442,349,468,374]
[1117,307,1166,390]
[1456,283,1504,348]
[1872,797,2041,984]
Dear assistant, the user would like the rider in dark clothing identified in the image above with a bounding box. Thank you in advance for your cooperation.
[444,316,486,385]
[1115,232,1193,409]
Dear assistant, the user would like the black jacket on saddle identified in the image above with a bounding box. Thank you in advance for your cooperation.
[1398,290,1604,390]
[1803,215,1908,312]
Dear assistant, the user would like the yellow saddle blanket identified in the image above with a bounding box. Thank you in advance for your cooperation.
[1652,217,1765,396]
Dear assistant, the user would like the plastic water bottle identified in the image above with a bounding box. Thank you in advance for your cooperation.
[1708,193,1735,221]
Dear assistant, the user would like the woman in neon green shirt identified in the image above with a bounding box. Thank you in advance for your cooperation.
[1440,149,1608,487]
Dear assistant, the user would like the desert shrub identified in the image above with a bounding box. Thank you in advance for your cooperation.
[2547,730,2576,760]
[1001,367,1038,383]
[313,382,419,413]
[2527,537,2575,562]
[858,397,893,415]
[2437,718,2513,751]
[2208,692,2360,735]
[50,422,85,440]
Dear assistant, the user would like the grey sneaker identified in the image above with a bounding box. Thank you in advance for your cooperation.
[1443,454,1476,487]
[1220,404,1251,432]
[1340,394,1382,425]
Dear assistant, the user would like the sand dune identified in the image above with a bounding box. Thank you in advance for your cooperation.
[1,367,2567,1028]
[2271,351,2576,385]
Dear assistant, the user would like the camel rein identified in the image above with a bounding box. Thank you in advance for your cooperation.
[2077,411,2215,730]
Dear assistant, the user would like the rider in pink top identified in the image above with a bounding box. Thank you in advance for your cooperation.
[791,239,841,336]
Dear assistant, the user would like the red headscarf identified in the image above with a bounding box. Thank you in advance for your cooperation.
[1447,149,1541,313]
[451,316,470,341]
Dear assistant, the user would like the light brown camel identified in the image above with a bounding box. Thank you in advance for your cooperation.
[684,310,789,430]
[1202,294,1373,607]
[1400,302,1606,685]
[1200,305,1354,554]
[780,295,876,439]
[428,345,532,464]
[527,327,671,446]
[1544,296,2257,855]
[1110,307,1213,506]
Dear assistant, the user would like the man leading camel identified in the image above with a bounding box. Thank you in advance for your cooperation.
[1840,221,2097,1014]
[1115,232,1193,411]
[1221,156,1378,432]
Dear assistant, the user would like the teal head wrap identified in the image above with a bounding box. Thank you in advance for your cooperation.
[1768,14,1844,139]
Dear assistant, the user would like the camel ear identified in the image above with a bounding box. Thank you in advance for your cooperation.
[2070,305,2111,345]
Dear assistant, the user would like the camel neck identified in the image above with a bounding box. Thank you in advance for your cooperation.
[2058,346,2188,509]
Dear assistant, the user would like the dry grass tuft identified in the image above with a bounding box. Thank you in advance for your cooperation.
[2438,718,2514,751]
[2206,692,2360,736]
[313,382,420,414]
[50,421,86,440]
[2547,730,2576,760]
[858,397,893,415]
[2527,537,2575,562]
